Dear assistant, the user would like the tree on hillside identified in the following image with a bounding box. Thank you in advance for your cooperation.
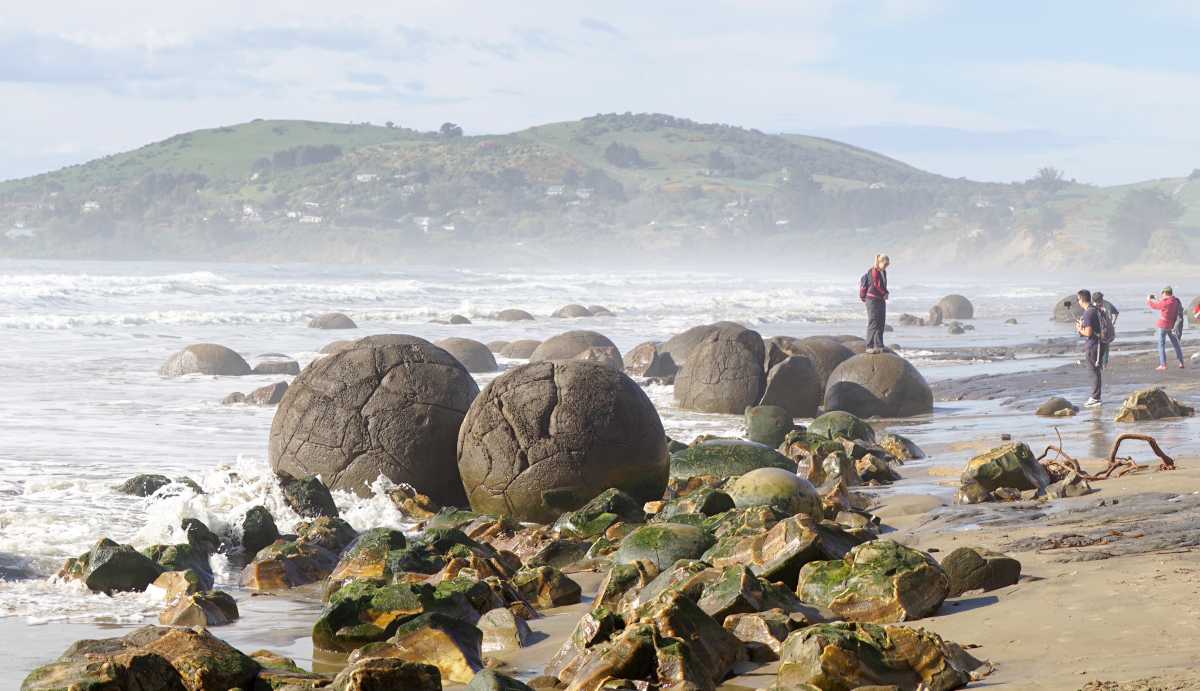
[604,142,647,168]
[385,121,395,129]
[440,122,463,138]
[1108,188,1184,260]
[1027,167,1068,194]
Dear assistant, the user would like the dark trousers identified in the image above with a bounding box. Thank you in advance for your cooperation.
[865,298,886,349]
[1086,344,1102,400]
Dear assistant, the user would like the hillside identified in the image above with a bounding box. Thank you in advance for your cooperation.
[0,113,1195,269]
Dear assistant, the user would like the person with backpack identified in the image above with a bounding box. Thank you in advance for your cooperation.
[859,254,890,353]
[1075,289,1103,407]
[1093,291,1118,368]
[1148,287,1185,371]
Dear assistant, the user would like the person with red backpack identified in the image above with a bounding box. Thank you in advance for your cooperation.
[859,254,890,353]
[1148,287,1186,371]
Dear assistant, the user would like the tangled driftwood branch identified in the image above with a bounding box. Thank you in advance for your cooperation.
[1037,429,1176,481]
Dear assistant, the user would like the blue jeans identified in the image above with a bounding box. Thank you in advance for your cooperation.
[1158,328,1184,366]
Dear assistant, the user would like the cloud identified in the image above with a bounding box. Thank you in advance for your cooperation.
[579,18,624,38]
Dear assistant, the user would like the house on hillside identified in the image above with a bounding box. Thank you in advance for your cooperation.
[299,215,323,224]
[546,185,566,197]
[355,173,379,183]
[81,201,101,213]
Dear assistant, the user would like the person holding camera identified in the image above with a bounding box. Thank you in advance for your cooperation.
[1148,287,1185,371]
[1075,289,1103,407]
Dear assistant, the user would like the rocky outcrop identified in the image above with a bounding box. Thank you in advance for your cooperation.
[160,344,251,377]
[674,325,766,414]
[824,353,933,418]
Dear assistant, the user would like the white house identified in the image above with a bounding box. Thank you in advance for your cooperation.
[299,215,323,224]
[355,173,379,183]
[546,185,566,197]
[81,201,101,213]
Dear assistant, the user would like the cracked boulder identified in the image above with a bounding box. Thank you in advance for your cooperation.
[269,337,479,505]
[674,324,766,414]
[458,361,668,523]
[824,353,933,418]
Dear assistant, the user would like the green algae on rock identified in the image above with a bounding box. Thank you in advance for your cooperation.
[796,539,949,623]
[669,438,795,480]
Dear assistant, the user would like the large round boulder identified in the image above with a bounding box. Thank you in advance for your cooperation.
[760,355,821,419]
[530,331,622,371]
[1053,295,1084,323]
[796,337,855,392]
[661,321,744,366]
[674,325,765,414]
[309,312,357,330]
[613,523,713,570]
[269,338,479,505]
[495,309,535,322]
[436,338,498,373]
[500,340,541,359]
[726,468,822,518]
[487,341,510,354]
[933,295,974,320]
[824,353,933,418]
[588,305,615,317]
[160,344,251,377]
[808,411,875,443]
[457,361,668,523]
[552,304,592,318]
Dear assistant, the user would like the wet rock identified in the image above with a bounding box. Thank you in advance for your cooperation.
[1047,470,1095,499]
[1054,294,1085,322]
[674,324,766,415]
[670,438,794,480]
[115,473,173,497]
[615,523,714,570]
[808,411,875,443]
[159,589,239,627]
[280,474,340,518]
[724,609,795,661]
[726,468,822,518]
[1036,396,1078,417]
[242,540,338,591]
[694,564,792,623]
[940,547,1021,597]
[142,543,213,589]
[450,314,472,325]
[898,313,925,326]
[149,570,203,602]
[437,337,499,373]
[240,505,280,559]
[310,312,358,329]
[553,304,593,318]
[222,391,247,405]
[661,321,745,366]
[159,343,252,377]
[935,294,974,319]
[56,538,163,595]
[623,341,678,378]
[593,561,660,612]
[270,337,479,505]
[331,657,441,691]
[957,442,1050,504]
[313,579,478,653]
[358,612,484,684]
[546,606,626,681]
[326,528,408,595]
[496,309,535,322]
[775,622,974,690]
[499,339,541,358]
[824,353,933,418]
[760,355,823,419]
[704,514,860,587]
[469,669,534,691]
[530,330,622,371]
[796,539,949,623]
[253,357,301,375]
[743,404,794,448]
[553,488,646,539]
[478,607,533,652]
[513,566,583,608]
[251,649,331,688]
[653,488,734,523]
[1115,388,1195,422]
[878,433,924,461]
[458,361,667,523]
[243,380,288,405]
[855,453,901,484]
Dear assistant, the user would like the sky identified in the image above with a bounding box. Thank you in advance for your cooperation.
[2,0,1200,185]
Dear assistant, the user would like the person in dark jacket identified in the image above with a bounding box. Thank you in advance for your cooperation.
[1092,291,1118,368]
[1148,287,1185,370]
[859,254,890,353]
[1076,289,1103,407]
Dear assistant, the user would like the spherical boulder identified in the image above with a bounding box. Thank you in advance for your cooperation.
[613,523,713,570]
[674,325,765,414]
[552,304,592,318]
[487,340,510,354]
[588,305,615,317]
[934,295,974,320]
[320,340,353,355]
[796,337,855,392]
[744,405,793,447]
[661,321,744,366]
[499,340,541,359]
[253,357,300,376]
[160,344,251,377]
[449,314,471,325]
[436,338,498,373]
[760,355,821,419]
[530,331,622,371]
[726,468,822,518]
[808,411,875,443]
[457,361,668,523]
[824,353,933,418]
[1053,295,1084,323]
[309,312,357,330]
[495,309,535,322]
[269,339,479,505]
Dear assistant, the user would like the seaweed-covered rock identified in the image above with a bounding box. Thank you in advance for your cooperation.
[808,411,875,443]
[357,612,483,684]
[957,442,1050,504]
[674,325,766,414]
[670,439,794,480]
[940,547,1021,597]
[744,404,794,447]
[724,609,795,661]
[269,338,479,505]
[499,339,541,358]
[824,353,933,418]
[313,580,478,653]
[1115,388,1196,422]
[458,361,668,523]
[703,514,861,587]
[776,622,975,690]
[280,474,340,518]
[653,488,734,522]
[142,543,213,589]
[240,505,280,559]
[1036,396,1078,417]
[725,468,822,518]
[553,488,646,539]
[56,538,163,595]
[310,312,358,329]
[760,355,822,419]
[326,528,408,595]
[436,337,499,373]
[615,523,714,570]
[546,606,626,680]
[331,657,442,691]
[159,343,251,377]
[796,539,949,623]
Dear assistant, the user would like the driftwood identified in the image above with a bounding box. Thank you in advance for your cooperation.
[1036,429,1176,481]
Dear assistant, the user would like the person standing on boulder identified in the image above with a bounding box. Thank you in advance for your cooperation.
[1148,287,1186,371]
[859,254,890,354]
[1076,289,1103,407]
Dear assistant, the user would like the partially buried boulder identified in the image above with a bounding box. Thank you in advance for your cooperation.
[669,439,795,480]
[436,337,499,373]
[56,538,163,594]
[957,442,1050,504]
[1115,388,1195,422]
[495,308,535,322]
[530,330,622,371]
[552,304,593,318]
[725,468,822,518]
[449,314,471,325]
[808,410,875,443]
[499,339,540,359]
[934,294,974,319]
[674,325,765,414]
[624,341,678,378]
[269,338,479,505]
[1036,396,1077,417]
[824,353,933,418]
[796,539,949,623]
[744,405,794,447]
[661,321,744,366]
[760,355,822,419]
[588,305,615,317]
[309,312,358,329]
[457,361,668,523]
[1054,294,1085,322]
[253,356,301,375]
[940,546,1021,597]
[160,344,251,377]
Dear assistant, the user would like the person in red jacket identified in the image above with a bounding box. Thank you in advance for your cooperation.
[1148,287,1185,370]
[860,254,890,353]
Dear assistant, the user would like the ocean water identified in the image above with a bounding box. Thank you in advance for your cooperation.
[0,258,1191,681]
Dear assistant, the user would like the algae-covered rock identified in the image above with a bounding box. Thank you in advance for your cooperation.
[468,669,534,691]
[331,656,441,691]
[775,621,975,691]
[240,505,280,559]
[704,514,861,587]
[280,474,340,519]
[725,467,822,518]
[652,488,735,522]
[670,438,795,480]
[159,590,239,627]
[796,539,949,623]
[744,404,795,448]
[614,523,714,570]
[478,607,532,652]
[326,528,408,595]
[312,579,478,653]
[941,547,1021,597]
[513,565,582,608]
[115,473,173,497]
[1115,388,1196,422]
[369,611,484,684]
[957,442,1050,504]
[553,487,646,539]
[56,538,164,595]
[808,411,875,443]
[546,606,626,681]
[878,432,925,461]
[724,609,795,661]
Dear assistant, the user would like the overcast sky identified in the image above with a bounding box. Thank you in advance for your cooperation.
[3,1,1199,185]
